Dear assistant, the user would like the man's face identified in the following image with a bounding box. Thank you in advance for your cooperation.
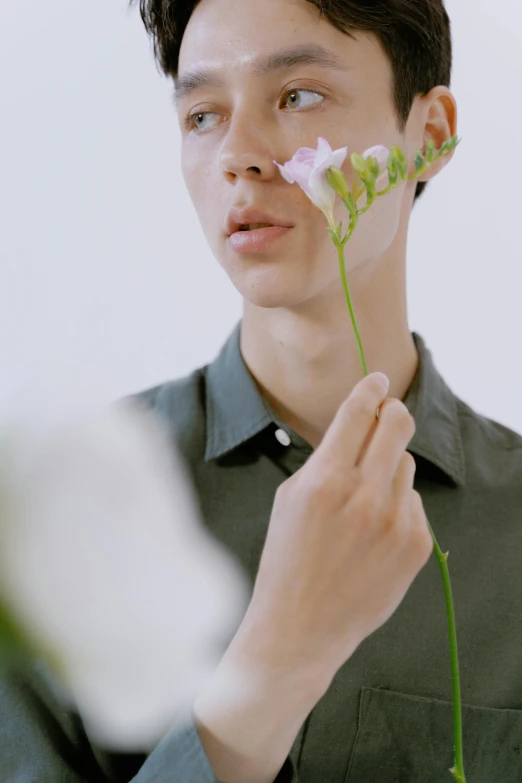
[177,0,415,309]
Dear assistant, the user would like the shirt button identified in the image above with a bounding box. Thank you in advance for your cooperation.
[275,428,292,447]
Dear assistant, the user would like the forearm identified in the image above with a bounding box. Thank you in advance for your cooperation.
[193,631,331,783]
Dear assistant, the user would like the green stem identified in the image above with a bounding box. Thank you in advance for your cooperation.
[335,236,466,783]
[425,519,466,783]
[336,240,368,376]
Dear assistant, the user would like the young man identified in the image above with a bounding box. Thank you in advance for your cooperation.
[2,1,522,782]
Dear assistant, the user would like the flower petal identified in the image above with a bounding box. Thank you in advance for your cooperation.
[274,162,296,183]
[362,144,389,159]
[314,136,335,168]
[286,160,317,190]
[331,146,349,170]
[293,146,317,166]
[308,167,336,215]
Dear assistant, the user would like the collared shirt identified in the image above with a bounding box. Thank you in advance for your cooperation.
[2,320,522,782]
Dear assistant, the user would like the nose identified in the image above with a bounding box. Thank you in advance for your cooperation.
[220,110,277,184]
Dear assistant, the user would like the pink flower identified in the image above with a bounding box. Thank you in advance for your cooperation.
[274,137,348,227]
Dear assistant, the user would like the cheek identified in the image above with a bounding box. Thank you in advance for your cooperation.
[182,163,215,225]
[337,186,402,245]
[181,159,201,205]
[367,190,403,244]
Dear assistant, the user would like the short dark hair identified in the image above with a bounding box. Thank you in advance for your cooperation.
[131,0,452,203]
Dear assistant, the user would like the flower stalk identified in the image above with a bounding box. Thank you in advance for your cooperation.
[333,226,466,783]
[277,134,466,782]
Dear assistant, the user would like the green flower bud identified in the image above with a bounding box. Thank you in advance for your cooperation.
[391,146,408,179]
[446,135,459,152]
[350,152,367,179]
[388,151,403,182]
[385,150,398,186]
[414,150,425,172]
[439,136,460,157]
[367,156,381,183]
[326,166,350,199]
[425,141,436,163]
[387,167,399,187]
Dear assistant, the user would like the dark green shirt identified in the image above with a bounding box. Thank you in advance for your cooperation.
[2,320,522,782]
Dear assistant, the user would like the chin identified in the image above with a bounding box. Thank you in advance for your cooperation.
[214,240,334,308]
[237,284,306,310]
[227,267,315,310]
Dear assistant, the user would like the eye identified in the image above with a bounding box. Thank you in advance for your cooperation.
[185,87,325,133]
[282,88,324,110]
[186,111,221,132]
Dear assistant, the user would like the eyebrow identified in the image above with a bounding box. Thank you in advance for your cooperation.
[173,43,351,104]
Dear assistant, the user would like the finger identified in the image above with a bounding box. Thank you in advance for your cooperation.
[357,396,387,463]
[315,373,390,469]
[386,451,417,537]
[409,491,433,561]
[355,413,379,465]
[359,398,416,488]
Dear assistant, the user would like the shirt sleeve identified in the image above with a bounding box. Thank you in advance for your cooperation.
[129,719,298,783]
[0,661,298,783]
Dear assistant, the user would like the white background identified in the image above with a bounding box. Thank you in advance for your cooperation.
[1,0,521,432]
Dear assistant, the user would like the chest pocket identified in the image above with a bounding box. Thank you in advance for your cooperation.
[344,686,522,783]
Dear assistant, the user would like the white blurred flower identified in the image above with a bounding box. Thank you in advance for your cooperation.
[0,400,250,750]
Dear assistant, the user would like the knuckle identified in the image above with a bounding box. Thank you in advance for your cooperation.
[381,505,398,532]
[300,466,339,503]
[352,487,380,524]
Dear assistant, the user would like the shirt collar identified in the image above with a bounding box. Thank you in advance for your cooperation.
[205,321,273,462]
[204,321,466,487]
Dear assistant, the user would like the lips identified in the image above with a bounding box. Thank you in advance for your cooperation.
[226,207,294,237]
[228,224,292,253]
[238,223,274,231]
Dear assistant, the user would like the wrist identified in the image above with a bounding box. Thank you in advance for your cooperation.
[230,600,340,701]
[193,626,328,783]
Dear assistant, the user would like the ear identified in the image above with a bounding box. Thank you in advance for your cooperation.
[411,87,458,183]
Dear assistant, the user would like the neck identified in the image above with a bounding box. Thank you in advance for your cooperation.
[240,250,419,450]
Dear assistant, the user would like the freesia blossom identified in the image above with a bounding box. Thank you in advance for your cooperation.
[276,131,467,783]
[352,144,390,204]
[274,136,348,228]
[0,401,250,750]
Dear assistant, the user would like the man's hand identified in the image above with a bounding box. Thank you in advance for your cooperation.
[194,372,433,782]
[245,371,432,678]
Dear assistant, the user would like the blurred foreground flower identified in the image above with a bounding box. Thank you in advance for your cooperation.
[0,401,250,750]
